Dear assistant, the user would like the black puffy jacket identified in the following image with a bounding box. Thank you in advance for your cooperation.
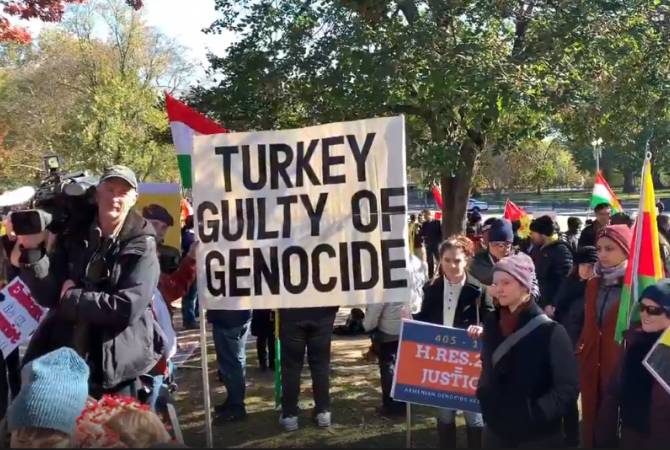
[19,209,163,389]
[535,240,573,308]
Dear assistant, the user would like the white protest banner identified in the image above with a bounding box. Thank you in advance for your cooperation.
[192,116,410,310]
[0,277,47,358]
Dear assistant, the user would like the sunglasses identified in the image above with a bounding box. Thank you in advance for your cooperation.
[639,303,668,316]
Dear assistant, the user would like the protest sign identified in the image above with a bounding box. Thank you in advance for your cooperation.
[643,327,670,396]
[392,319,482,412]
[192,116,410,310]
[0,278,47,358]
[136,183,182,251]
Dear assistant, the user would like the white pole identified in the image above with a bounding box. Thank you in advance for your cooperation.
[199,300,213,448]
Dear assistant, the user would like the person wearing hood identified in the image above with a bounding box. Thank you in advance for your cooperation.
[415,235,495,448]
[576,224,632,447]
[529,215,573,315]
[12,165,163,398]
[595,280,670,448]
[468,253,579,447]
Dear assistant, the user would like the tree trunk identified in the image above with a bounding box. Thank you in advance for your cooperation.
[623,170,636,193]
[441,140,478,237]
[536,186,542,195]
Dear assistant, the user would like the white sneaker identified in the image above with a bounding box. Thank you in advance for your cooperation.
[279,415,298,432]
[315,411,331,428]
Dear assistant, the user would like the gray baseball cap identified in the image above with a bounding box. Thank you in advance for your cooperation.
[100,165,138,190]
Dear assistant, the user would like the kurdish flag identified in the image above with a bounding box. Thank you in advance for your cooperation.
[503,199,527,222]
[166,94,228,189]
[615,158,664,343]
[591,171,623,213]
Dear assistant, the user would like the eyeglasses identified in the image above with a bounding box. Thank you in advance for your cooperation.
[639,303,667,316]
[490,242,512,249]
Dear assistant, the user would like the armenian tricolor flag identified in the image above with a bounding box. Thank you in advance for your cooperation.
[615,156,664,343]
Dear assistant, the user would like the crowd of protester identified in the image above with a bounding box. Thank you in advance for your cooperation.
[0,165,670,448]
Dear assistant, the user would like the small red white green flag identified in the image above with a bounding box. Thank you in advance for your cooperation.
[615,157,664,343]
[591,171,623,213]
[165,94,228,189]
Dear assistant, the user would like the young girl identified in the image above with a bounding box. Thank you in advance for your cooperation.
[469,253,579,447]
[577,225,632,447]
[596,280,670,448]
[415,235,494,448]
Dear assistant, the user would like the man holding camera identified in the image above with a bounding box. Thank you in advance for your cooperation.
[11,165,163,398]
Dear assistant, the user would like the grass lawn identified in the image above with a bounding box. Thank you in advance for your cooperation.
[172,324,466,448]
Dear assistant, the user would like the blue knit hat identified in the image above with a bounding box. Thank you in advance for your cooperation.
[640,280,670,314]
[8,347,89,434]
[488,219,514,243]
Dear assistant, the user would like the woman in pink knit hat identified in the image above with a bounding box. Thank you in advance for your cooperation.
[469,252,579,447]
[577,224,633,448]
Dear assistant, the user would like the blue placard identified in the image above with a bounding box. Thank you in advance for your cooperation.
[391,319,482,412]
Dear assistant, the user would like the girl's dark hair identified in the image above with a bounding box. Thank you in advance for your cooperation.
[431,235,474,284]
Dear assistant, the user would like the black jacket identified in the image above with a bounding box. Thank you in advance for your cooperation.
[468,250,495,287]
[535,240,573,308]
[578,222,605,249]
[419,220,442,247]
[553,273,587,346]
[19,209,163,389]
[476,302,579,443]
[414,276,494,328]
[563,232,579,256]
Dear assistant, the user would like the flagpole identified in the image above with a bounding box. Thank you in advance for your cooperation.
[274,309,282,410]
[628,153,651,329]
[198,298,214,448]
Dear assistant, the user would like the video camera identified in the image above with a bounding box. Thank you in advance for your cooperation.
[10,156,99,236]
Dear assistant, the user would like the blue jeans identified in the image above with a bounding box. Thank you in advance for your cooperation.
[147,362,175,413]
[438,408,484,427]
[147,374,165,412]
[182,282,199,324]
[212,321,250,412]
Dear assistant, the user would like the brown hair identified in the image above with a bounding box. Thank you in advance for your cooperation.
[431,235,475,284]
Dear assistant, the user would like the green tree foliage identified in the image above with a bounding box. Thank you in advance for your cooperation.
[478,139,583,194]
[193,0,641,234]
[555,1,670,192]
[0,0,192,187]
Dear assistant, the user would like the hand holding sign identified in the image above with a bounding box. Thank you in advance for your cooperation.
[467,325,484,340]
